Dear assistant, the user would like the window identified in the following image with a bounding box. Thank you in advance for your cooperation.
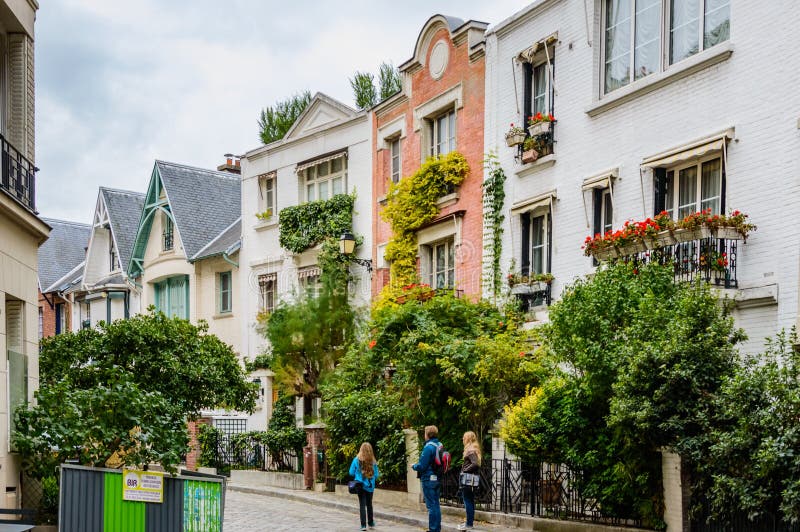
[38,307,43,339]
[390,138,401,183]
[603,0,730,94]
[213,418,247,439]
[298,266,321,298]
[162,212,174,251]
[531,62,553,116]
[521,211,551,277]
[303,156,347,202]
[110,237,117,271]
[656,157,723,219]
[258,173,276,217]
[427,239,455,289]
[258,273,277,313]
[429,109,456,156]
[55,303,66,335]
[593,188,614,237]
[218,271,232,314]
[154,276,189,319]
[82,301,91,329]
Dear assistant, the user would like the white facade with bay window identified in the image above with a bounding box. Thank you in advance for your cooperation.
[484,0,800,354]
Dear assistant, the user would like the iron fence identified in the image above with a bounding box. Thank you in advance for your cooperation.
[441,459,642,528]
[211,435,302,477]
[0,133,36,212]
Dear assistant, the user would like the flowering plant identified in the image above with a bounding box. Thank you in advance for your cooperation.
[506,123,526,136]
[507,272,554,287]
[700,250,729,273]
[676,208,713,230]
[527,112,555,125]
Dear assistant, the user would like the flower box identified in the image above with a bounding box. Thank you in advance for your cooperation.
[521,149,539,164]
[713,227,742,240]
[505,131,526,147]
[674,226,712,243]
[655,230,677,247]
[592,247,619,261]
[511,282,549,295]
[619,241,647,256]
[528,121,550,137]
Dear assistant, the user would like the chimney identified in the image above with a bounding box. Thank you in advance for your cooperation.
[217,153,241,175]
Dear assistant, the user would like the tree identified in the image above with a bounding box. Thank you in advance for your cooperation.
[350,71,377,110]
[13,311,257,475]
[258,90,311,144]
[378,62,402,100]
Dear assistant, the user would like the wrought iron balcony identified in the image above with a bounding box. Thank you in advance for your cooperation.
[0,134,36,212]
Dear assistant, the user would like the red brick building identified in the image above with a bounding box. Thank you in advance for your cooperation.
[372,14,487,298]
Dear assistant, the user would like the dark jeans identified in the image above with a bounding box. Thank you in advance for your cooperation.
[357,489,374,527]
[421,479,441,532]
[461,486,475,526]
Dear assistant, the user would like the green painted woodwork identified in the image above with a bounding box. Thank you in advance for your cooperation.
[103,472,145,532]
[128,165,177,278]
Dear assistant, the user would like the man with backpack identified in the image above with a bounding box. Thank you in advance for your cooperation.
[412,425,449,532]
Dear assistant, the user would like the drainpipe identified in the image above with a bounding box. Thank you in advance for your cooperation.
[222,252,238,268]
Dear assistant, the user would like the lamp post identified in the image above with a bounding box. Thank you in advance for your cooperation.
[339,232,373,273]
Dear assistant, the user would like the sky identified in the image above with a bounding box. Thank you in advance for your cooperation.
[35,0,526,222]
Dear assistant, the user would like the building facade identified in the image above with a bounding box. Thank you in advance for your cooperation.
[0,0,48,509]
[37,218,90,337]
[372,14,488,298]
[240,92,372,426]
[484,0,799,353]
[67,187,144,330]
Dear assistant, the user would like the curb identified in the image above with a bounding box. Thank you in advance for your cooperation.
[228,484,474,532]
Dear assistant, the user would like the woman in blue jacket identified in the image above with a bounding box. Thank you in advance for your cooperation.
[350,442,380,530]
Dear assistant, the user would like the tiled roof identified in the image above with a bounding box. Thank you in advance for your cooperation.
[156,160,241,259]
[38,218,90,293]
[56,262,85,294]
[100,187,145,272]
[191,217,241,262]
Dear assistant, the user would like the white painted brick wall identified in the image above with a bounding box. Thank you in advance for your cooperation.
[484,0,800,354]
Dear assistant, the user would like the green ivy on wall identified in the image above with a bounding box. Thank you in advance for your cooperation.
[482,153,506,300]
[278,193,355,254]
[381,152,470,286]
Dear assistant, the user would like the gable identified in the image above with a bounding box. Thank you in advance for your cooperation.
[284,93,358,140]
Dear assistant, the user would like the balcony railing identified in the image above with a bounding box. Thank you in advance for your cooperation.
[610,233,740,289]
[1,134,36,212]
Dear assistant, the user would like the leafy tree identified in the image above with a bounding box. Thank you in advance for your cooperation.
[378,62,401,100]
[13,312,257,475]
[263,395,308,470]
[350,71,377,110]
[258,90,311,144]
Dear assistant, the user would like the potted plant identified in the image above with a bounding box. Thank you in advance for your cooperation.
[256,208,274,221]
[521,136,539,164]
[505,123,527,147]
[712,210,756,241]
[527,112,555,137]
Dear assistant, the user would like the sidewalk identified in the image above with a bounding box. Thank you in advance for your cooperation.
[226,482,508,532]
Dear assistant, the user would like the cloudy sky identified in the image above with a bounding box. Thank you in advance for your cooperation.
[35,0,526,222]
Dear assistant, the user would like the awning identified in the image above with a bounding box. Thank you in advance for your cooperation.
[517,32,559,62]
[295,149,348,173]
[258,272,277,285]
[297,266,321,279]
[642,128,734,169]
[511,191,556,214]
[582,168,618,191]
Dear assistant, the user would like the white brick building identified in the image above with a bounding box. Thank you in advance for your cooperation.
[484,0,800,354]
[239,93,372,426]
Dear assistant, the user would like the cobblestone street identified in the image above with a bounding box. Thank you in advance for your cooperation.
[224,489,425,531]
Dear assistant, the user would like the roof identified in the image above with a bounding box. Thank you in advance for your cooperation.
[54,262,85,294]
[38,218,90,293]
[191,217,241,262]
[100,187,145,272]
[156,160,242,259]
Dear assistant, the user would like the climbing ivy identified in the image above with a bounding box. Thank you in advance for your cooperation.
[278,193,355,254]
[381,152,470,286]
[482,153,506,300]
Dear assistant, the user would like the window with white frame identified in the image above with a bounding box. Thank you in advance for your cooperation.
[603,0,730,94]
[298,266,321,298]
[594,188,614,236]
[521,210,551,277]
[302,156,347,202]
[258,173,276,217]
[426,238,455,289]
[428,109,456,157]
[655,156,723,218]
[218,271,232,314]
[390,138,401,183]
[528,59,555,118]
[258,273,276,313]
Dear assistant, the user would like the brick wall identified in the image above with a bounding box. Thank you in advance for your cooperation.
[186,417,211,471]
[38,291,73,339]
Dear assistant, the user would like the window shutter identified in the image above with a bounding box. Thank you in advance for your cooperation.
[653,168,667,215]
[546,211,552,274]
[520,212,531,276]
[592,189,603,236]
[522,62,533,125]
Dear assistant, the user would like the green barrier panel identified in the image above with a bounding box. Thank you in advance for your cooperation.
[103,472,145,532]
[183,480,222,532]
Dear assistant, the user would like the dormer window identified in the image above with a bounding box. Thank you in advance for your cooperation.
[162,212,174,251]
[109,237,117,271]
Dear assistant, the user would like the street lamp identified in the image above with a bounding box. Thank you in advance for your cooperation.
[339,232,373,273]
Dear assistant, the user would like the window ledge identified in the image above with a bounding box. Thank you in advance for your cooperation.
[213,312,234,319]
[377,194,388,206]
[254,218,278,231]
[516,154,556,178]
[436,192,459,209]
[586,41,734,117]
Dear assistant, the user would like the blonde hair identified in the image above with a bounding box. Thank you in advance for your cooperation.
[462,431,482,465]
[357,442,376,479]
[424,425,439,440]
